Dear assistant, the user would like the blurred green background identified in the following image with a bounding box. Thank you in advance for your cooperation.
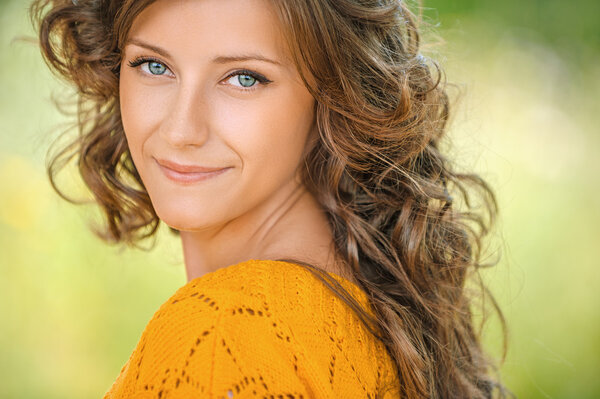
[1,0,598,397]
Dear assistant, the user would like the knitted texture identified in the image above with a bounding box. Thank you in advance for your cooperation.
[103,259,401,398]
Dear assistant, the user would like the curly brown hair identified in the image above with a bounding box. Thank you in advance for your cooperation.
[30,0,510,397]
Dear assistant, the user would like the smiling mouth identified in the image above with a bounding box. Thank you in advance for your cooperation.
[155,159,231,184]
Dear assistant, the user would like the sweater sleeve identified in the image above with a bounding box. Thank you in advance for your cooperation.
[103,288,314,399]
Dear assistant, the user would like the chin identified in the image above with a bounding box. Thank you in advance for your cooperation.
[156,202,240,233]
[153,205,212,232]
[161,213,202,230]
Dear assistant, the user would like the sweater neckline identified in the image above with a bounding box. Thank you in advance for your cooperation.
[270,259,370,299]
[187,258,371,304]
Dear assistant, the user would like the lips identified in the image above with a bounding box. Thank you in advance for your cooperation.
[156,158,227,173]
[155,158,231,184]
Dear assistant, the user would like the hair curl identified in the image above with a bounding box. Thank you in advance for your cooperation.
[30,0,510,397]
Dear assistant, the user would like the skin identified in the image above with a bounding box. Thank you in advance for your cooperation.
[119,0,355,283]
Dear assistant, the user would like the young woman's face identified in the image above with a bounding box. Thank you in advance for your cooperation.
[120,0,316,231]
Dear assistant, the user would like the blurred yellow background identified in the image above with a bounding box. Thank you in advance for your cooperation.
[1,0,598,397]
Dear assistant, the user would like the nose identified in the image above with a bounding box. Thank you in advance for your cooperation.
[159,83,210,148]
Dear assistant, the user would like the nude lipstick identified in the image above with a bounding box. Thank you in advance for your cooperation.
[155,158,231,184]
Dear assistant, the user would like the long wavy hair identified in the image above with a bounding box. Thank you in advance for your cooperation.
[30,0,510,397]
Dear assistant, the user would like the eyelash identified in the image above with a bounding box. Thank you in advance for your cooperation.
[126,56,272,91]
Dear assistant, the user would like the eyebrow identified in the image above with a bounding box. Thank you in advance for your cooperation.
[212,55,282,66]
[124,38,283,66]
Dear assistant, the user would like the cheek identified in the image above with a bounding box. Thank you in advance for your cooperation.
[219,90,315,184]
[119,71,169,167]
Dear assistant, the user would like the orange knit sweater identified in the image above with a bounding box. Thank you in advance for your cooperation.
[102,259,401,398]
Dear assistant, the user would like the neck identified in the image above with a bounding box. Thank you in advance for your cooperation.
[179,180,337,282]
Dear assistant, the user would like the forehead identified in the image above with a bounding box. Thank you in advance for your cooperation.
[126,0,291,65]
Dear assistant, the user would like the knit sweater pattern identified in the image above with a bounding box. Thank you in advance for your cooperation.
[102,259,401,398]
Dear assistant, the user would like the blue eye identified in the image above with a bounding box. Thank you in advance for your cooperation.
[225,70,271,90]
[146,61,167,75]
[128,57,174,77]
[237,74,257,87]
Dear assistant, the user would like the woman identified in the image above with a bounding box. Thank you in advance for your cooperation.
[30,0,509,398]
